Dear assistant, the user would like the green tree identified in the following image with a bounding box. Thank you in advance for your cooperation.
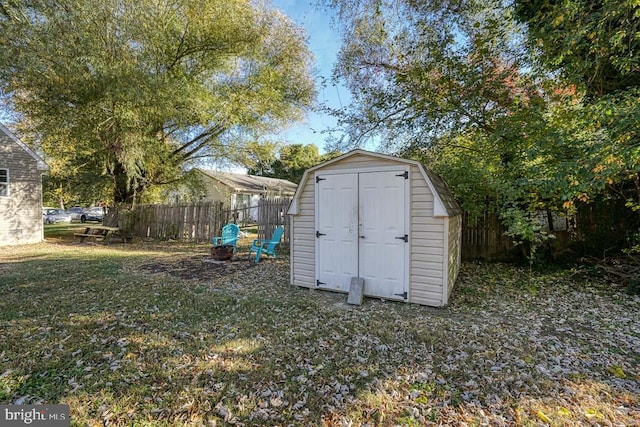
[324,0,532,149]
[324,0,555,233]
[325,0,640,251]
[0,0,315,204]
[514,0,640,97]
[239,141,280,177]
[247,143,335,183]
[514,0,640,215]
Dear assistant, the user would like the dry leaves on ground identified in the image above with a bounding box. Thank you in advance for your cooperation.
[0,243,638,426]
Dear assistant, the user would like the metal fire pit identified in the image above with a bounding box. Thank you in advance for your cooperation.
[210,244,234,261]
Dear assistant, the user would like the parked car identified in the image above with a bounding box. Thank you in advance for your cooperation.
[80,206,106,223]
[43,208,72,224]
[66,206,85,221]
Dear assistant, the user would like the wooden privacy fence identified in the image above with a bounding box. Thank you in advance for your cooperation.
[461,211,514,260]
[122,202,230,243]
[117,196,637,258]
[117,198,292,244]
[460,209,588,260]
[257,198,291,245]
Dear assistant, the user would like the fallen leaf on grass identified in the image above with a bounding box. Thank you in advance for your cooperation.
[607,365,626,379]
[215,402,231,422]
[584,408,603,419]
[536,410,551,423]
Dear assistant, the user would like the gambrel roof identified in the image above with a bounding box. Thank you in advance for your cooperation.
[198,170,297,196]
[289,149,461,217]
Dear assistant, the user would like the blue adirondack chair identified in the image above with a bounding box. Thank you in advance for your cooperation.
[212,223,240,253]
[249,225,284,263]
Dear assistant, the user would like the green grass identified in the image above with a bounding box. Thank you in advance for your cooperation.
[43,222,89,238]
[1,237,638,426]
[241,226,258,234]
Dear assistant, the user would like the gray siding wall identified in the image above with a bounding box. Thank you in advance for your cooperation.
[408,164,446,306]
[0,132,44,246]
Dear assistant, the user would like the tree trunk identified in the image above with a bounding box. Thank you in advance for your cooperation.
[112,162,137,205]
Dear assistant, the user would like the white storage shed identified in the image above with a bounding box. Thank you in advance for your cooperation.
[288,149,463,307]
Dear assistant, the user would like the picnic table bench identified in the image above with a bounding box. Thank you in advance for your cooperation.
[74,225,125,245]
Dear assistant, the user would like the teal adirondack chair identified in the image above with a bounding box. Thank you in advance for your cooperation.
[249,226,284,263]
[212,223,240,253]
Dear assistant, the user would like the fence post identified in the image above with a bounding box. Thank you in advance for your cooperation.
[257,198,291,244]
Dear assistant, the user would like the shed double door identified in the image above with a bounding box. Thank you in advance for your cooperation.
[316,170,407,300]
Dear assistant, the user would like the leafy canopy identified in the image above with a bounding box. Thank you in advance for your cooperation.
[513,0,640,214]
[244,142,340,184]
[325,0,640,248]
[0,0,316,204]
[515,0,640,97]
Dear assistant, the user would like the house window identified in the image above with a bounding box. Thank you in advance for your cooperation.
[238,194,251,209]
[0,169,7,197]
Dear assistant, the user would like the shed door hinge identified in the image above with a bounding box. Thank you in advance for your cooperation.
[394,291,408,299]
[316,280,326,287]
[395,234,408,242]
[396,171,408,179]
[316,176,326,183]
[316,231,326,238]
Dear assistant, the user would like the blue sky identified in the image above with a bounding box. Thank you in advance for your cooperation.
[270,0,348,152]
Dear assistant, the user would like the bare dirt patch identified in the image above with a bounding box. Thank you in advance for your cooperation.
[137,253,258,281]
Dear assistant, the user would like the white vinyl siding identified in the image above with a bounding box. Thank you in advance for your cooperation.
[290,176,316,287]
[319,154,400,172]
[408,164,446,306]
[0,129,45,246]
[203,176,232,204]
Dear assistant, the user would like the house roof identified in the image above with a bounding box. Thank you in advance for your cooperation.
[0,122,49,171]
[288,149,462,217]
[198,170,297,195]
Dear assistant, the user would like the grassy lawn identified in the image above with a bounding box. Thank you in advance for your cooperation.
[1,236,638,426]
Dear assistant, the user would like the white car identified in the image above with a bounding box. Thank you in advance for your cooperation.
[43,208,72,224]
[80,206,106,223]
[66,206,85,221]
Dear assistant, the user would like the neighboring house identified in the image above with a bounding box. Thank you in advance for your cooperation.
[0,123,49,246]
[181,170,297,221]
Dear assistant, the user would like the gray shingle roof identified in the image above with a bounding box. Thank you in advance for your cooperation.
[422,167,463,216]
[198,170,297,195]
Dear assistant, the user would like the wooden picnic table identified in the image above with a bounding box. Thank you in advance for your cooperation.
[74,225,123,245]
